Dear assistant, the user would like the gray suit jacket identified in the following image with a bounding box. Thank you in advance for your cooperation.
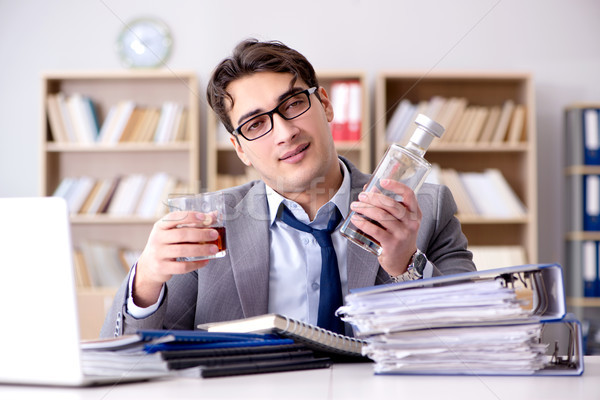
[100,158,475,338]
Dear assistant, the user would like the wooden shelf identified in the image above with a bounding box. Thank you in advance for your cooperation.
[45,142,192,152]
[376,71,538,264]
[568,297,600,308]
[41,71,201,337]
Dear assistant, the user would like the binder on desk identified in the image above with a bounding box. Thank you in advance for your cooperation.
[338,264,584,376]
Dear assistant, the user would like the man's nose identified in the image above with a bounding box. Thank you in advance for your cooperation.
[272,113,299,143]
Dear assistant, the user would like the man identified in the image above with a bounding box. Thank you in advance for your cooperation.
[101,39,475,338]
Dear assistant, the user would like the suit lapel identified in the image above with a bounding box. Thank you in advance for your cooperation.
[340,157,382,291]
[225,183,271,318]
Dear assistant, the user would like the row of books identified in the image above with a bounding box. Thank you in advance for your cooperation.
[52,173,188,217]
[565,107,600,166]
[73,242,139,288]
[429,165,527,219]
[387,96,525,146]
[329,80,362,141]
[46,92,188,144]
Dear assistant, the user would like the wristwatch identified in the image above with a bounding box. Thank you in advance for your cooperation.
[389,249,427,283]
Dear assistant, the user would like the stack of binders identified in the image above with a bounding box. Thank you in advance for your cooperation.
[337,264,584,376]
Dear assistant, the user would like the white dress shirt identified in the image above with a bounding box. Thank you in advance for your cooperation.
[265,161,351,326]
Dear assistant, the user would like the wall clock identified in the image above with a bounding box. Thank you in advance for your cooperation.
[116,17,173,68]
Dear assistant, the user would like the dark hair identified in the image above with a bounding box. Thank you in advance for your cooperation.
[206,39,320,133]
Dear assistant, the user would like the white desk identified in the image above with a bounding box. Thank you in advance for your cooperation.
[1,356,599,400]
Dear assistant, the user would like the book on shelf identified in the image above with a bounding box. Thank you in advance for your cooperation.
[98,100,136,144]
[66,93,99,143]
[438,168,478,217]
[450,106,476,143]
[507,104,526,144]
[52,176,97,215]
[118,107,144,142]
[584,174,600,231]
[434,166,526,219]
[400,100,428,145]
[198,313,367,359]
[567,240,600,298]
[154,102,186,143]
[491,99,515,143]
[337,263,584,376]
[54,92,78,142]
[385,99,414,144]
[106,174,147,216]
[437,98,467,144]
[329,80,362,142]
[478,105,502,143]
[459,169,526,219]
[583,108,600,165]
[463,106,489,144]
[46,94,69,143]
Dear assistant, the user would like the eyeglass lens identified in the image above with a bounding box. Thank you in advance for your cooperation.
[239,91,311,140]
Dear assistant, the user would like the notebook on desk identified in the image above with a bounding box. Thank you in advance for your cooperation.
[0,196,167,386]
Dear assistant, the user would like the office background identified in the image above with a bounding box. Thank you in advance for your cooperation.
[0,0,598,265]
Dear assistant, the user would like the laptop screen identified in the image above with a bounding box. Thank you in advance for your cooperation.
[0,197,85,385]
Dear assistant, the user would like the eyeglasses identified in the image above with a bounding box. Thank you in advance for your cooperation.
[233,87,317,141]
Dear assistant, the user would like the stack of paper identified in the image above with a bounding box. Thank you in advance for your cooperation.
[337,264,584,376]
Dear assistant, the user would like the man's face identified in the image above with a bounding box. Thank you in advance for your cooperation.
[226,72,338,195]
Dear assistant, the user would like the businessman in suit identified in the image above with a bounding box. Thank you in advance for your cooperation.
[101,39,475,338]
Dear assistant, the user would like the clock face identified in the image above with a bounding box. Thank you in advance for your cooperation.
[116,18,172,68]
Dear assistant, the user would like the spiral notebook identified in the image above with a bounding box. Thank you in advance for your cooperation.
[198,314,366,358]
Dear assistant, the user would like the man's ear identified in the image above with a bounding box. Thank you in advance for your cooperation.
[230,135,252,166]
[317,86,335,123]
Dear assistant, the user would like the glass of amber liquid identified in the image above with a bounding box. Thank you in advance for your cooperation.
[167,192,227,261]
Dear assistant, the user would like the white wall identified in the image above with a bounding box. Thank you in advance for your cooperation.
[1,0,599,264]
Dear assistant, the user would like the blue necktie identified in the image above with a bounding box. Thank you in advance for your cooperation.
[279,205,345,334]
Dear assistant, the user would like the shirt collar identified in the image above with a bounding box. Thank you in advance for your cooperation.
[265,159,351,226]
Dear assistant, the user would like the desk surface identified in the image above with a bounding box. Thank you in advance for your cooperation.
[1,356,599,400]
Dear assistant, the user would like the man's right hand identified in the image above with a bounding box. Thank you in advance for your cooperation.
[132,211,220,307]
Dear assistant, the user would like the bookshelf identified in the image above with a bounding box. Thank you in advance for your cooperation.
[206,70,372,191]
[41,70,200,338]
[376,71,538,267]
[565,104,600,354]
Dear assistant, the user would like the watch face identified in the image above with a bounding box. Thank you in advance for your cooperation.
[412,252,427,275]
[116,18,172,68]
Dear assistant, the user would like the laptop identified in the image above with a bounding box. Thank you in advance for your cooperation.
[0,196,167,386]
